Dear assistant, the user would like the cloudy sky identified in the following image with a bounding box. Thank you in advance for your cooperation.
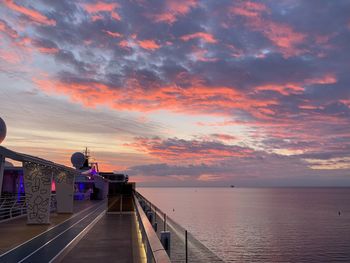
[0,0,349,186]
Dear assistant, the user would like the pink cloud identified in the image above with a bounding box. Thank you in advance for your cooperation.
[306,74,337,85]
[231,1,306,57]
[151,0,198,24]
[125,137,254,163]
[34,74,278,118]
[255,83,304,96]
[230,1,268,18]
[104,30,122,38]
[181,32,217,44]
[138,39,161,50]
[0,49,22,64]
[4,0,56,26]
[82,2,121,21]
[37,47,59,54]
[0,20,19,39]
[210,134,236,141]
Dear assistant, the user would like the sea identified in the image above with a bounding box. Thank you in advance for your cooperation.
[138,187,350,262]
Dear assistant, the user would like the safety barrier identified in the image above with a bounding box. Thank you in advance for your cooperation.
[135,191,224,263]
[0,194,57,222]
[134,194,171,263]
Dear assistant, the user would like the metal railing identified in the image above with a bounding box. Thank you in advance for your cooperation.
[0,194,57,222]
[134,193,171,263]
[0,195,26,220]
[135,191,224,263]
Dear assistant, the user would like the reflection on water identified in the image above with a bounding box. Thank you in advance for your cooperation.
[139,187,350,262]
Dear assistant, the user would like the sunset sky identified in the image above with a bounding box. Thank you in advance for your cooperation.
[0,0,349,186]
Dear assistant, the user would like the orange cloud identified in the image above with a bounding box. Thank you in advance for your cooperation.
[0,20,18,38]
[231,1,306,57]
[138,40,161,50]
[37,47,59,54]
[0,49,22,64]
[189,48,218,62]
[34,78,122,108]
[4,0,56,26]
[256,84,304,96]
[34,74,278,118]
[211,134,236,141]
[197,174,225,182]
[306,74,337,85]
[230,1,268,17]
[181,32,217,44]
[255,73,337,96]
[126,137,254,163]
[82,2,121,21]
[152,0,198,24]
[104,30,122,38]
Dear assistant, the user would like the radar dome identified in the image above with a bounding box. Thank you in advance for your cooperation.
[0,117,6,144]
[71,152,85,169]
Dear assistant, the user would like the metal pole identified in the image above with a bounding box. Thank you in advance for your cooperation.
[0,155,4,197]
[185,230,188,263]
[164,213,166,231]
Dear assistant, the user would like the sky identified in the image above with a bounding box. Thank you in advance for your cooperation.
[0,0,349,187]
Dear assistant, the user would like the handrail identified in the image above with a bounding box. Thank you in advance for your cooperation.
[0,145,78,174]
[133,194,171,263]
[135,191,225,263]
[0,194,57,221]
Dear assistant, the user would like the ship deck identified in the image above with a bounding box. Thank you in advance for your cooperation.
[0,200,144,262]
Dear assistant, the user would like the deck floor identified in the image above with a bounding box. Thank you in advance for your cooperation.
[62,213,145,263]
[0,200,100,254]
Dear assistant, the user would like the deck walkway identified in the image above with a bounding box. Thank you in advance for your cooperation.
[62,213,145,263]
[0,200,101,254]
[0,201,144,263]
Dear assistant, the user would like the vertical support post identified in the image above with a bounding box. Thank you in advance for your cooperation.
[160,231,171,257]
[185,230,188,263]
[54,170,74,213]
[23,162,53,224]
[153,206,158,231]
[147,243,152,263]
[164,213,167,231]
[0,155,4,197]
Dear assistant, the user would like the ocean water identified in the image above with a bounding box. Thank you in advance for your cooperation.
[138,187,350,262]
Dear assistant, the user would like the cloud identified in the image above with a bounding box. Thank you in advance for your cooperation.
[181,32,217,44]
[150,0,198,24]
[1,0,350,185]
[126,137,254,163]
[104,30,122,38]
[0,19,19,39]
[138,39,161,50]
[4,0,56,26]
[81,1,121,21]
[230,1,306,57]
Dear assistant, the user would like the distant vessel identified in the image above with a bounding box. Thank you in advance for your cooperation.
[230,185,235,188]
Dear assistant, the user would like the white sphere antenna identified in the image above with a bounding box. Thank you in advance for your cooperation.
[0,117,7,144]
[71,152,85,169]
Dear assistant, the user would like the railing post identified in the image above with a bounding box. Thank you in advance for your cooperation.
[163,213,166,231]
[160,231,171,257]
[153,207,158,232]
[147,242,152,263]
[147,210,154,225]
[0,155,4,197]
[185,230,188,263]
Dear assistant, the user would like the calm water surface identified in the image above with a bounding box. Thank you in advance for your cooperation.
[138,187,350,262]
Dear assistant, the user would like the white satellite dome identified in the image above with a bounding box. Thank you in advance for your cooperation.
[71,152,85,169]
[0,117,6,144]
